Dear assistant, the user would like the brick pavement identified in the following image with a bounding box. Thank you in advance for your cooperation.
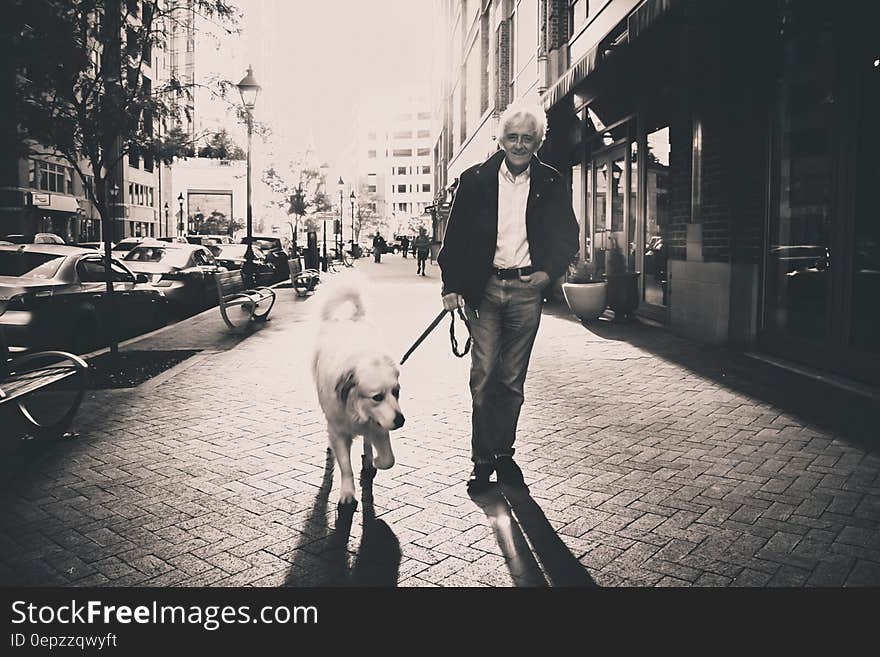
[1,255,878,587]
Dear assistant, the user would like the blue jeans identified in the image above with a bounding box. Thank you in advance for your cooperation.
[464,276,543,464]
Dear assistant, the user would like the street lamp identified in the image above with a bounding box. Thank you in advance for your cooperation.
[237,65,261,286]
[350,191,356,259]
[164,202,169,236]
[337,176,344,258]
[105,182,120,355]
[177,193,184,236]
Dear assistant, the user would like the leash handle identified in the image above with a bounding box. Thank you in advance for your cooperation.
[449,306,471,358]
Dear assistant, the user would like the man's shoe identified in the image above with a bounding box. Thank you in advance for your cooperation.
[494,456,526,488]
[466,463,494,493]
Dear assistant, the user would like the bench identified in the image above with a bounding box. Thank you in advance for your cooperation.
[293,268,320,297]
[210,270,277,333]
[0,331,88,438]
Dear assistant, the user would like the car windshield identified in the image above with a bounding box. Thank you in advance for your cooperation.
[124,246,191,266]
[0,251,65,279]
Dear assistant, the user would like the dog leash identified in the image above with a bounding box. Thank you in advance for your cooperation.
[400,307,471,365]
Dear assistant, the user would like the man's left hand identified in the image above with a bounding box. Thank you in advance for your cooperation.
[519,270,550,288]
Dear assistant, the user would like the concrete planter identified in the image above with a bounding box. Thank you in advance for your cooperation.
[562,281,607,321]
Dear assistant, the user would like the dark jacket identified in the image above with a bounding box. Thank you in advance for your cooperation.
[438,150,579,307]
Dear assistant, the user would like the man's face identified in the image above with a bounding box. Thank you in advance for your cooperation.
[499,115,540,172]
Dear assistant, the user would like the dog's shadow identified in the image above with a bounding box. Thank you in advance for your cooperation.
[469,485,597,587]
[285,448,401,587]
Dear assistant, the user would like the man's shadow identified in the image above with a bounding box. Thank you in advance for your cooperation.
[469,485,597,587]
[285,448,401,586]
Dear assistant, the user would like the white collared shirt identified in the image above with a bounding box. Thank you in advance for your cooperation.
[494,158,532,269]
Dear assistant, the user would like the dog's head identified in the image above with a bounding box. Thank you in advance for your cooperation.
[336,355,405,431]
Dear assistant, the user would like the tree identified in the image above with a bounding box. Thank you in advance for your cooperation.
[9,0,237,353]
[262,162,331,251]
[197,128,245,160]
[11,0,238,232]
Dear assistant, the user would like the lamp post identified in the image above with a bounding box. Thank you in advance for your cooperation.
[237,66,261,287]
[350,191,356,258]
[104,182,120,355]
[337,176,344,257]
[164,202,169,236]
[177,193,184,236]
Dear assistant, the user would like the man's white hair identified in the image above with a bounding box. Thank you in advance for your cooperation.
[498,99,548,145]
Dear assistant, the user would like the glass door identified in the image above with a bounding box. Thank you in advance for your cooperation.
[589,143,633,277]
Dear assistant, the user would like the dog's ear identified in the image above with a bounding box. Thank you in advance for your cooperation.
[335,370,357,403]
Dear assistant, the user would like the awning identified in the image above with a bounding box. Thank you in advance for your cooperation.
[541,0,676,110]
[31,192,80,213]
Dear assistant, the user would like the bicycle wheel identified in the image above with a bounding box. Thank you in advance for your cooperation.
[5,351,88,437]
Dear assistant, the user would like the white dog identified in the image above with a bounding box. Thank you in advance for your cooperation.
[312,278,404,507]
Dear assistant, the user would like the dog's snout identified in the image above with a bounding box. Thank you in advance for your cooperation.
[393,412,405,429]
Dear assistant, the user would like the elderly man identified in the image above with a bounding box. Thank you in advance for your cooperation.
[438,100,578,493]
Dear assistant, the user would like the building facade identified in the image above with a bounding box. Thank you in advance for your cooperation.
[432,0,879,386]
[352,88,435,241]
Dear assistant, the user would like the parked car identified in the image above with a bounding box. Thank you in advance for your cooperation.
[112,237,163,255]
[187,234,233,245]
[0,244,168,353]
[122,243,223,314]
[75,241,108,250]
[239,235,289,282]
[1,233,66,244]
[156,236,190,245]
[212,243,277,286]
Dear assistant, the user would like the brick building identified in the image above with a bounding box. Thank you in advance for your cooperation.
[431,0,879,386]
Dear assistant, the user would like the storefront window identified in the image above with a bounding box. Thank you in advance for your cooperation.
[644,126,670,306]
[765,4,835,343]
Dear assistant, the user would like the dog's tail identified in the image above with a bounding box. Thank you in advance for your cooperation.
[318,280,366,323]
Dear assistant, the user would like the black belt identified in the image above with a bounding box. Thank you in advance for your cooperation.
[492,266,535,280]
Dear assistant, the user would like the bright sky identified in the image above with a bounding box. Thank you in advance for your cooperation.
[197,0,438,169]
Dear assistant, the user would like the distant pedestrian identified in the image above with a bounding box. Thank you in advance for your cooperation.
[400,235,410,258]
[437,100,578,493]
[372,232,385,263]
[413,227,431,276]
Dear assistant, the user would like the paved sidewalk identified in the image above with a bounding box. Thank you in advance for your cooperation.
[1,256,878,587]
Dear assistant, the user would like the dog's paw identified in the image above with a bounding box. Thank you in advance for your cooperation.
[373,453,395,470]
[338,484,357,505]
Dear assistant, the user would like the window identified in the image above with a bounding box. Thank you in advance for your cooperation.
[417,112,431,120]
[422,184,431,193]
[422,165,431,175]
[417,130,430,138]
[397,203,408,212]
[513,0,539,86]
[397,184,407,193]
[367,132,377,140]
[417,148,430,156]
[128,183,134,205]
[397,166,407,175]
[29,160,73,194]
[569,0,589,36]
[367,185,377,193]
[393,130,413,139]
[367,150,377,158]
[393,149,412,157]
